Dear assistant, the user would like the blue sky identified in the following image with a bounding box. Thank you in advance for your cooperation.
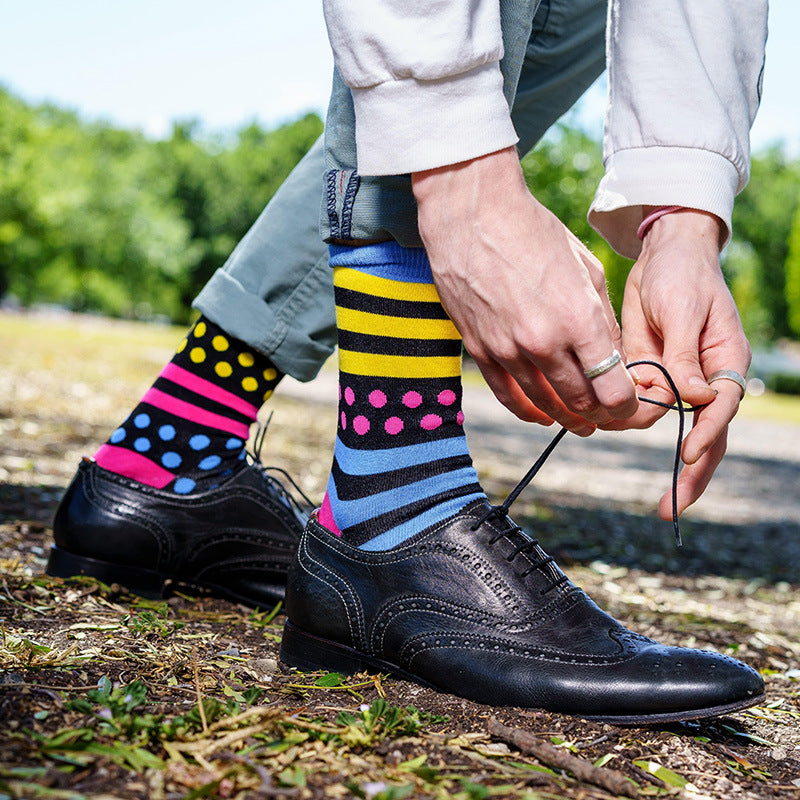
[1,0,797,153]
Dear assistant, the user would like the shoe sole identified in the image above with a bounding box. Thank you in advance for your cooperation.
[280,621,766,725]
[46,545,285,608]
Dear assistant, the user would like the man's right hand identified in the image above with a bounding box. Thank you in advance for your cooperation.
[412,146,638,435]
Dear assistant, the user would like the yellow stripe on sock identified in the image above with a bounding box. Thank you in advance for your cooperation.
[336,307,460,340]
[339,349,462,378]
[334,266,442,303]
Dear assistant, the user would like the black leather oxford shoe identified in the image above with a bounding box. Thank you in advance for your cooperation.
[47,457,307,607]
[280,500,765,724]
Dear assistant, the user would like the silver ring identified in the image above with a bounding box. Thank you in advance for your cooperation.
[708,369,747,398]
[584,349,621,379]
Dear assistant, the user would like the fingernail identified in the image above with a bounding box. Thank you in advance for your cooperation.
[629,368,641,385]
[575,424,596,437]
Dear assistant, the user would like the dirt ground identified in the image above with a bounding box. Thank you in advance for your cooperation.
[1,310,799,800]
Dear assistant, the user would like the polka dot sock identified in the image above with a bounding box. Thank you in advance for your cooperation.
[318,242,485,550]
[94,317,283,494]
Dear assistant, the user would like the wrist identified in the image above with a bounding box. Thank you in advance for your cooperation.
[640,207,725,253]
[412,146,526,207]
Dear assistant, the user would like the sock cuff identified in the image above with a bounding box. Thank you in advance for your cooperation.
[329,242,432,284]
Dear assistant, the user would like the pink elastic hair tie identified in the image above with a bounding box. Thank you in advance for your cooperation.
[637,206,684,241]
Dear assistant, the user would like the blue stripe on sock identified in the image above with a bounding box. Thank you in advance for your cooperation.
[333,435,472,476]
[329,242,433,284]
[326,465,481,529]
[360,492,486,551]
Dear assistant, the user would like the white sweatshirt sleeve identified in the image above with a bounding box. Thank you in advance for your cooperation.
[589,0,768,258]
[322,0,519,176]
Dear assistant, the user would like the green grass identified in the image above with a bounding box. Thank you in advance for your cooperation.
[737,390,800,425]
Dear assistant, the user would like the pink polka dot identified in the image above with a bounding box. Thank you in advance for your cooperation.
[420,414,442,431]
[402,390,423,408]
[437,389,457,406]
[456,410,465,425]
[369,389,387,408]
[344,386,355,406]
[353,415,370,435]
[385,416,404,435]
[340,411,347,430]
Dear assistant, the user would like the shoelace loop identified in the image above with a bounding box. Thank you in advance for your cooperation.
[472,360,706,564]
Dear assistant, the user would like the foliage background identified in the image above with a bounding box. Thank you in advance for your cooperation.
[2,84,800,341]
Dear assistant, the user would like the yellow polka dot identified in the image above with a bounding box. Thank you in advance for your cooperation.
[212,335,229,352]
[176,338,187,353]
[190,347,206,363]
[238,352,255,368]
[215,361,232,378]
[263,367,277,382]
[241,376,258,392]
[194,321,207,338]
[262,389,274,402]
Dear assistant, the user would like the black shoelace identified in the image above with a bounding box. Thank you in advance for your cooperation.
[470,360,706,593]
[249,414,316,517]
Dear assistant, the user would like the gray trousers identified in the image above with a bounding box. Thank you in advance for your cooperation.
[194,0,606,382]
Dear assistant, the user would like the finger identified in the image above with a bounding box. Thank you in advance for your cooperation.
[482,356,597,435]
[577,242,629,362]
[681,379,742,464]
[599,383,672,430]
[584,360,639,420]
[473,357,557,426]
[658,427,728,519]
[659,311,718,409]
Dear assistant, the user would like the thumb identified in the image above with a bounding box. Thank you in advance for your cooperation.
[660,326,717,409]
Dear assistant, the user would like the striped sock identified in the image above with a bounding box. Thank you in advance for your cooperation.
[318,242,486,550]
[95,316,283,494]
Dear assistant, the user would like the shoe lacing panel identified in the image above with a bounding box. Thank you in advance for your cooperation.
[248,414,316,519]
[470,361,705,593]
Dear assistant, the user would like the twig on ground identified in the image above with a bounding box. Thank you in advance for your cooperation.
[192,645,209,734]
[487,717,639,798]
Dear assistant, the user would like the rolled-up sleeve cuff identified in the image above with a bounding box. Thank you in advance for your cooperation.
[352,62,518,176]
[588,147,740,259]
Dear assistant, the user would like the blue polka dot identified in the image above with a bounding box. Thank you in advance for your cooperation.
[134,413,151,429]
[238,450,247,460]
[161,452,182,468]
[225,437,243,450]
[159,424,176,441]
[110,428,126,443]
[173,478,196,494]
[134,437,151,452]
[189,434,211,450]
[198,455,222,470]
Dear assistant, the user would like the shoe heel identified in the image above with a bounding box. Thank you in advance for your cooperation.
[280,621,368,675]
[46,545,169,599]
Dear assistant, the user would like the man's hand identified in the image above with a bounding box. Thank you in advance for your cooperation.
[607,208,751,517]
[412,147,638,435]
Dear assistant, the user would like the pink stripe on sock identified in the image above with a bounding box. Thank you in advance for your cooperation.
[95,444,175,489]
[318,493,342,536]
[161,362,259,419]
[143,387,252,438]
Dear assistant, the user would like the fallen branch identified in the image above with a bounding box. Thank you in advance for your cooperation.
[487,717,639,798]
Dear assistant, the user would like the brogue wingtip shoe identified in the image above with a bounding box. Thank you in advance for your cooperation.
[46,457,308,607]
[280,503,765,723]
